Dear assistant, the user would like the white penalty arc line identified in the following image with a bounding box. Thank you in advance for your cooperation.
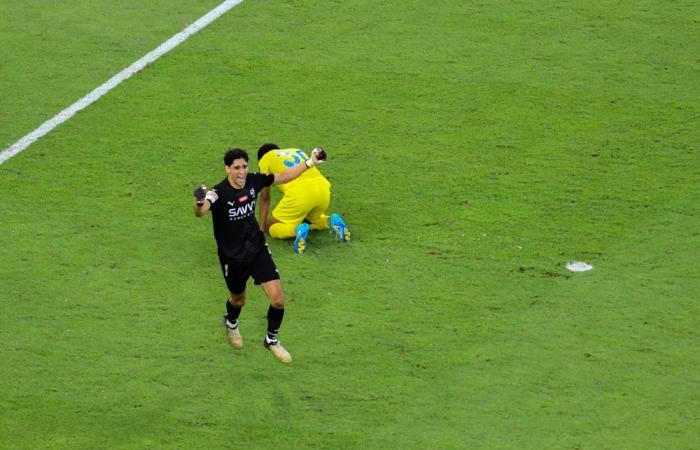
[0,0,244,166]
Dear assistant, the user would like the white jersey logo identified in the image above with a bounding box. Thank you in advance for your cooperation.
[228,200,255,220]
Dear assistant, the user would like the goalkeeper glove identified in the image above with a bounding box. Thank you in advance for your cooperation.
[193,185,207,204]
[305,147,327,168]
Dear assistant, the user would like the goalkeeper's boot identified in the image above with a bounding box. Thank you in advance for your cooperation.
[264,338,292,364]
[329,214,351,242]
[223,315,243,349]
[293,223,310,254]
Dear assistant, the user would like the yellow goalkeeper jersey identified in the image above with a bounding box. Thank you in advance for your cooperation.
[258,148,328,194]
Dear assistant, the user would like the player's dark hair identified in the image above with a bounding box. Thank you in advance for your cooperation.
[257,143,279,161]
[224,148,249,166]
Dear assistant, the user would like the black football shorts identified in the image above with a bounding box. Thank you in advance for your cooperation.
[219,243,280,294]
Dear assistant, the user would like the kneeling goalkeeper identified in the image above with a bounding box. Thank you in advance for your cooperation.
[257,143,350,254]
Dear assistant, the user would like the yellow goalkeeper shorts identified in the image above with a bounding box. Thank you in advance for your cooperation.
[270,180,331,238]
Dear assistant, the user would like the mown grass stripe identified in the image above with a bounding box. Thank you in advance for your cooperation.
[0,0,243,165]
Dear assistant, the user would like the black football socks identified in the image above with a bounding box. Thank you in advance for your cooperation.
[225,299,242,329]
[266,306,285,344]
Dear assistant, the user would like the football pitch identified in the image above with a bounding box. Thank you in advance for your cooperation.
[1,1,698,448]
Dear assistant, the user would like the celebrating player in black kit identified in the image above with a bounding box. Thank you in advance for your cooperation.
[193,147,326,364]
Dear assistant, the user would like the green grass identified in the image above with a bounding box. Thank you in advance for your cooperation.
[0,0,221,149]
[1,0,699,448]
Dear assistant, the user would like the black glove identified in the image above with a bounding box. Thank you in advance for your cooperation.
[193,185,207,201]
[313,147,327,162]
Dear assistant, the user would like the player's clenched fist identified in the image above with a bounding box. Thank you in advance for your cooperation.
[193,185,207,201]
[305,147,327,168]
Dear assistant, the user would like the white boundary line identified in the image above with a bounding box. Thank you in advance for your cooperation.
[0,0,244,166]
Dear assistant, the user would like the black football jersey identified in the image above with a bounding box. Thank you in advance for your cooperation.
[207,173,274,263]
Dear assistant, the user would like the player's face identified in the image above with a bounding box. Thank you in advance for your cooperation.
[226,158,249,188]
